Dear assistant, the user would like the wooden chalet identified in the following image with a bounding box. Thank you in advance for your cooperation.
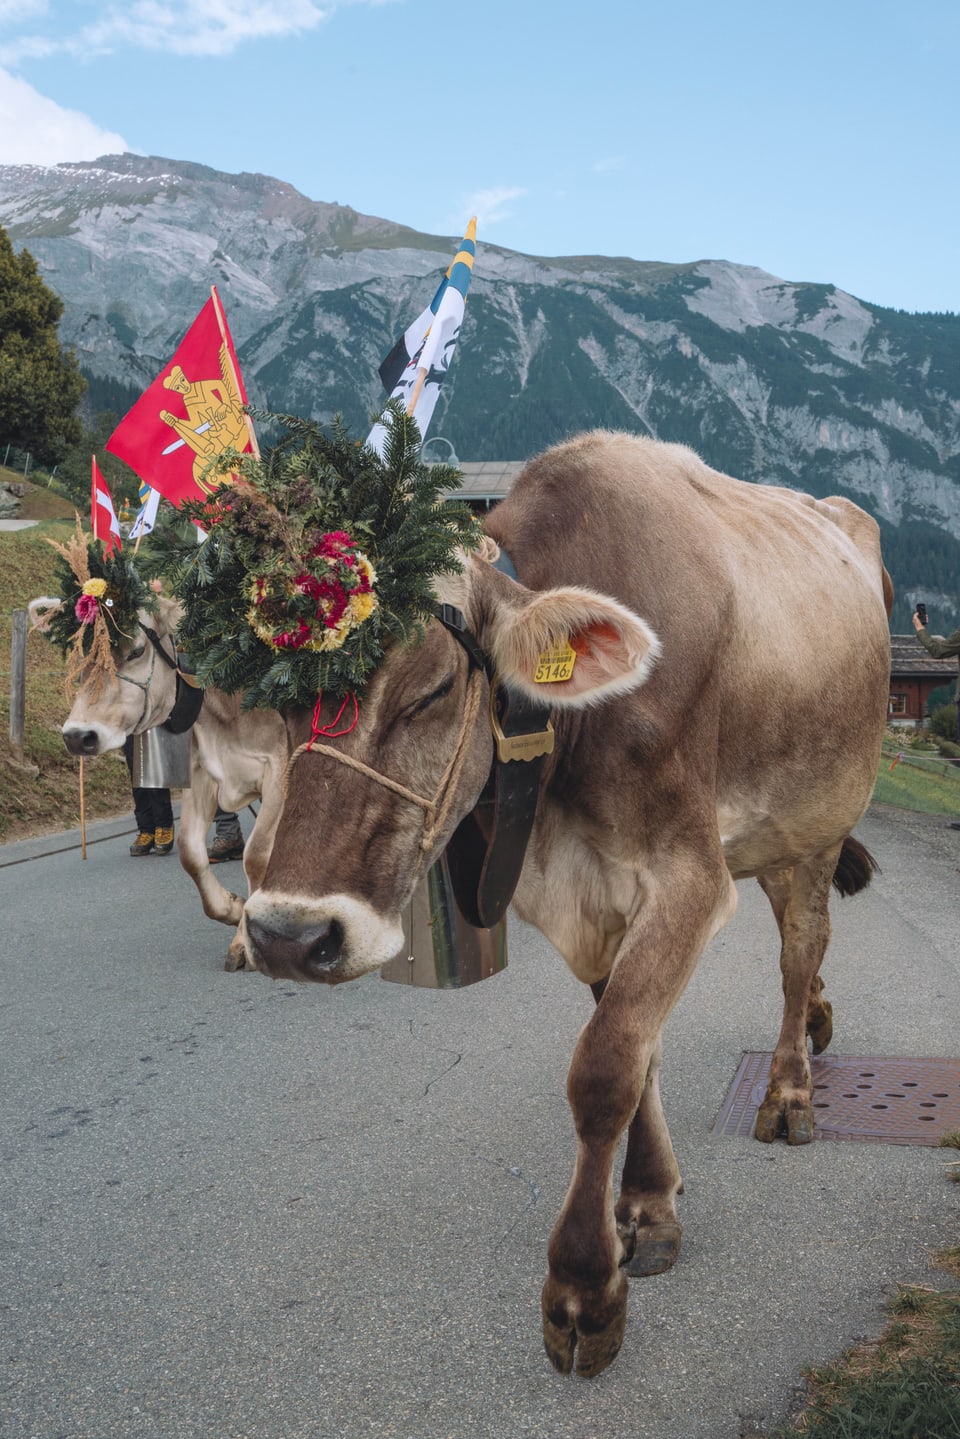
[888,634,957,726]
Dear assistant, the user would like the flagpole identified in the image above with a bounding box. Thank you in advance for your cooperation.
[210,285,260,460]
[406,368,429,417]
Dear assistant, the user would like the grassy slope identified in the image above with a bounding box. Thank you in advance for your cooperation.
[873,741,960,816]
[0,474,132,842]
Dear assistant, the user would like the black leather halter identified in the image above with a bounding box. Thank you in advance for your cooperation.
[138,623,205,735]
[435,551,553,930]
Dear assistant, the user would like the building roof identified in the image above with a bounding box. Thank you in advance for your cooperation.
[449,461,526,507]
[890,634,958,679]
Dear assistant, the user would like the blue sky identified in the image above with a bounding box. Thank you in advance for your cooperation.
[0,0,957,314]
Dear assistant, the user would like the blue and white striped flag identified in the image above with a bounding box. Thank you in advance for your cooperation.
[368,218,476,457]
[129,479,161,541]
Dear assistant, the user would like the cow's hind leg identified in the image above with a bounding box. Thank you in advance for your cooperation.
[755,847,841,1145]
[615,1034,684,1277]
[759,869,834,1055]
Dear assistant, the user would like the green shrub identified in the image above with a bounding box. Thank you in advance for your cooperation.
[929,704,959,741]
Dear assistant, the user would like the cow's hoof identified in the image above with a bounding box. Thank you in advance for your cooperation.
[621,1220,682,1277]
[224,943,248,972]
[755,1096,815,1146]
[541,1273,628,1378]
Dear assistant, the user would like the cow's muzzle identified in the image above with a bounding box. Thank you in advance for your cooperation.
[241,891,404,985]
[62,727,105,757]
[245,914,346,982]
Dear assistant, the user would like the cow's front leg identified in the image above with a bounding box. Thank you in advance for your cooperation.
[755,848,839,1145]
[224,762,284,972]
[178,767,244,928]
[540,1017,632,1380]
[542,859,734,1377]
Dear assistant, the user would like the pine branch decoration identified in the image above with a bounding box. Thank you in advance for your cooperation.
[156,404,482,710]
[44,515,157,699]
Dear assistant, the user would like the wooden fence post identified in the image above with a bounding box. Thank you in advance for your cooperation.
[9,607,27,763]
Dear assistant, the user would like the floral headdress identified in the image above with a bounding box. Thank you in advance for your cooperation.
[44,515,157,697]
[151,403,482,710]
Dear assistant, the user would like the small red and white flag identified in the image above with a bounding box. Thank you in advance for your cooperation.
[91,456,122,556]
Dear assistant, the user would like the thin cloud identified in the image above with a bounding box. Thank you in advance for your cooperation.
[0,0,46,23]
[593,156,625,174]
[79,1,334,59]
[0,68,130,163]
[463,186,526,230]
[0,0,358,61]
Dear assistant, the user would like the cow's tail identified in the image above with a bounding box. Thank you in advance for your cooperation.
[832,835,880,897]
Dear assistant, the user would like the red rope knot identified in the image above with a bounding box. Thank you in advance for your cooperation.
[307,691,359,748]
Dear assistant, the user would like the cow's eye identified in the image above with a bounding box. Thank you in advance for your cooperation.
[125,643,146,662]
[395,676,455,724]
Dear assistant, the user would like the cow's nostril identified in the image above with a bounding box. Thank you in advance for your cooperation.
[246,915,346,982]
[304,919,345,977]
[62,730,100,757]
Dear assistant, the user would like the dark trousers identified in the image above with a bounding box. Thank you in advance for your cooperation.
[122,736,173,833]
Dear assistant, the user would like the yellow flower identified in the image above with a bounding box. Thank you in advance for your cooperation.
[82,578,108,598]
[350,591,377,624]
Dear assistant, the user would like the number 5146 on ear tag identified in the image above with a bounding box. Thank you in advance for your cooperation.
[535,642,577,683]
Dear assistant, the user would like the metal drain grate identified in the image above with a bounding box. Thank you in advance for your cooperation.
[713,1053,960,1145]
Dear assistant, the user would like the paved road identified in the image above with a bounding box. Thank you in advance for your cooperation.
[2,803,958,1439]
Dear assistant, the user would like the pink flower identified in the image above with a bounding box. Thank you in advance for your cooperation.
[75,594,99,624]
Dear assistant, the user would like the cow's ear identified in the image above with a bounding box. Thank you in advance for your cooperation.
[486,585,661,708]
[28,596,63,632]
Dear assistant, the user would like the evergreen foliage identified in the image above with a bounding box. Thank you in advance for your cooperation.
[44,525,157,661]
[149,404,482,709]
[55,409,141,510]
[0,223,85,464]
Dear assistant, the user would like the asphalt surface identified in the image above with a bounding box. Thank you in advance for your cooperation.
[1,802,958,1439]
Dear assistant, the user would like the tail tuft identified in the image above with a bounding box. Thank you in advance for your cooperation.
[832,835,880,898]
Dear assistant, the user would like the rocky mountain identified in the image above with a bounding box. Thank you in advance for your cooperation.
[2,152,959,630]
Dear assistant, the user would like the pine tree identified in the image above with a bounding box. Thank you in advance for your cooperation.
[0,223,86,465]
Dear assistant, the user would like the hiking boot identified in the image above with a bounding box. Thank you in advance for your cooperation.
[207,830,244,863]
[153,826,175,855]
[129,831,155,857]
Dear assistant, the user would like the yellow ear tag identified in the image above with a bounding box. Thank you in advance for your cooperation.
[534,641,577,684]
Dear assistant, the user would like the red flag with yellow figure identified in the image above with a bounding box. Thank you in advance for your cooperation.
[106,287,254,506]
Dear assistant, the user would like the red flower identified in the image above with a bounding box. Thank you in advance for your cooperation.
[316,577,348,628]
[75,594,99,624]
[273,620,311,650]
[294,571,322,600]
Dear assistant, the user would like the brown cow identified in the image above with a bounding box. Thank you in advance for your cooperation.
[54,595,287,971]
[237,431,892,1376]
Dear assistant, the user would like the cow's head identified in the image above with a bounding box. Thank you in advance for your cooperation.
[59,595,184,756]
[241,547,660,983]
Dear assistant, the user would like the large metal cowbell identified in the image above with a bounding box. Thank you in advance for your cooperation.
[380,852,507,989]
[131,725,192,789]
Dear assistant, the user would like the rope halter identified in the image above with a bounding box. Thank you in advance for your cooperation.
[285,664,487,878]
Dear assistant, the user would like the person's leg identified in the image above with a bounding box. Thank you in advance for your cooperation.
[208,807,244,862]
[153,788,175,855]
[125,736,156,856]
